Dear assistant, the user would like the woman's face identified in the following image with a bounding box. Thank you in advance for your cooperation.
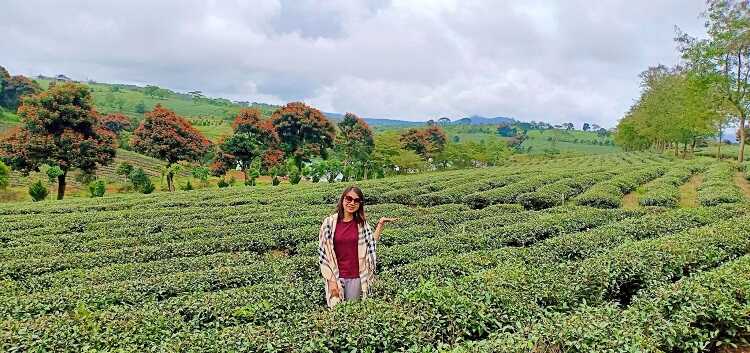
[343,190,361,214]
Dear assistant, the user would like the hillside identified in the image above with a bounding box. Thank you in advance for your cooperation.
[3,148,191,202]
[520,128,619,155]
[1,152,749,351]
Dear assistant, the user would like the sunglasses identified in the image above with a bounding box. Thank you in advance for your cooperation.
[343,195,361,205]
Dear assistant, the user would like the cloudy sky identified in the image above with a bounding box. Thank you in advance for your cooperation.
[1,0,707,127]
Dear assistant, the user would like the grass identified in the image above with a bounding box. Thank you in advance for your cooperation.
[34,78,278,142]
[734,172,750,200]
[695,143,750,161]
[621,192,639,209]
[678,175,702,208]
[520,129,620,155]
[0,109,19,133]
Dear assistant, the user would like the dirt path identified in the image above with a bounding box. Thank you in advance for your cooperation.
[622,192,639,209]
[735,172,750,200]
[679,175,702,208]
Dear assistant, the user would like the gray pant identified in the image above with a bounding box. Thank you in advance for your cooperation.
[341,278,361,301]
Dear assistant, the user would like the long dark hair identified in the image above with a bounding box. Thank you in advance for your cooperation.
[336,185,366,225]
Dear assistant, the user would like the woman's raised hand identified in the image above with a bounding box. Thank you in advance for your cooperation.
[377,217,399,226]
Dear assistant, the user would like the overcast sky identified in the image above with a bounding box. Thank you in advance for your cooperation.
[1,0,707,127]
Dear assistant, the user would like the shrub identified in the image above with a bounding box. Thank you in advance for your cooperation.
[88,180,106,198]
[180,180,193,191]
[45,165,63,183]
[272,176,280,186]
[128,168,154,194]
[191,166,210,187]
[116,162,134,178]
[28,180,48,201]
[217,178,230,188]
[0,160,9,190]
[289,169,302,184]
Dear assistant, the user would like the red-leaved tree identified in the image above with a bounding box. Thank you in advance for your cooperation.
[399,125,447,159]
[211,108,280,179]
[271,102,336,172]
[0,83,117,200]
[131,104,211,191]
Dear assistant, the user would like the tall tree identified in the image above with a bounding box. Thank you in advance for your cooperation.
[271,102,336,172]
[212,108,279,180]
[336,112,374,167]
[677,0,750,161]
[615,67,721,156]
[0,83,116,199]
[131,104,211,191]
[399,125,447,159]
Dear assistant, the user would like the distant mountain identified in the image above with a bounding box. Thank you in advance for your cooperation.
[451,115,516,125]
[324,112,424,127]
[325,112,517,127]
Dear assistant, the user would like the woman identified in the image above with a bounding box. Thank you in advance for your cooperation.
[318,186,397,307]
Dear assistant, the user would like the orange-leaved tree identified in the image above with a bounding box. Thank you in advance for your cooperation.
[399,124,447,159]
[211,108,280,180]
[271,102,335,173]
[0,83,117,200]
[131,104,211,191]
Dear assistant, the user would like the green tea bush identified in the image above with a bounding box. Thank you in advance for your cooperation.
[698,163,743,206]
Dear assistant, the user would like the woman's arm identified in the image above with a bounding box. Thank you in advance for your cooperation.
[373,217,398,241]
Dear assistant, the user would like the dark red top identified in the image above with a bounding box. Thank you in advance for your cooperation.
[333,218,360,278]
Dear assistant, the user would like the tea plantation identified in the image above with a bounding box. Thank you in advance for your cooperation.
[1,152,749,352]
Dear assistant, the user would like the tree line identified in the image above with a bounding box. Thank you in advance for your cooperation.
[0,80,512,200]
[615,0,749,161]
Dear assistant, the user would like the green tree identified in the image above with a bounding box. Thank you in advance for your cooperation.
[677,0,750,161]
[0,66,41,111]
[336,112,375,177]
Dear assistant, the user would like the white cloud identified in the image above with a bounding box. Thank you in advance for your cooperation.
[0,0,707,127]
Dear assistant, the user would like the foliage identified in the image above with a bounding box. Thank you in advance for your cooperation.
[191,166,210,187]
[0,65,41,111]
[99,113,132,134]
[399,125,447,159]
[0,160,8,190]
[336,112,374,165]
[676,0,750,161]
[212,108,279,180]
[88,180,106,198]
[179,179,193,191]
[131,104,211,191]
[28,180,48,201]
[45,165,64,184]
[614,66,722,156]
[127,167,154,194]
[0,82,117,200]
[116,162,134,178]
[1,153,750,351]
[271,102,335,172]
